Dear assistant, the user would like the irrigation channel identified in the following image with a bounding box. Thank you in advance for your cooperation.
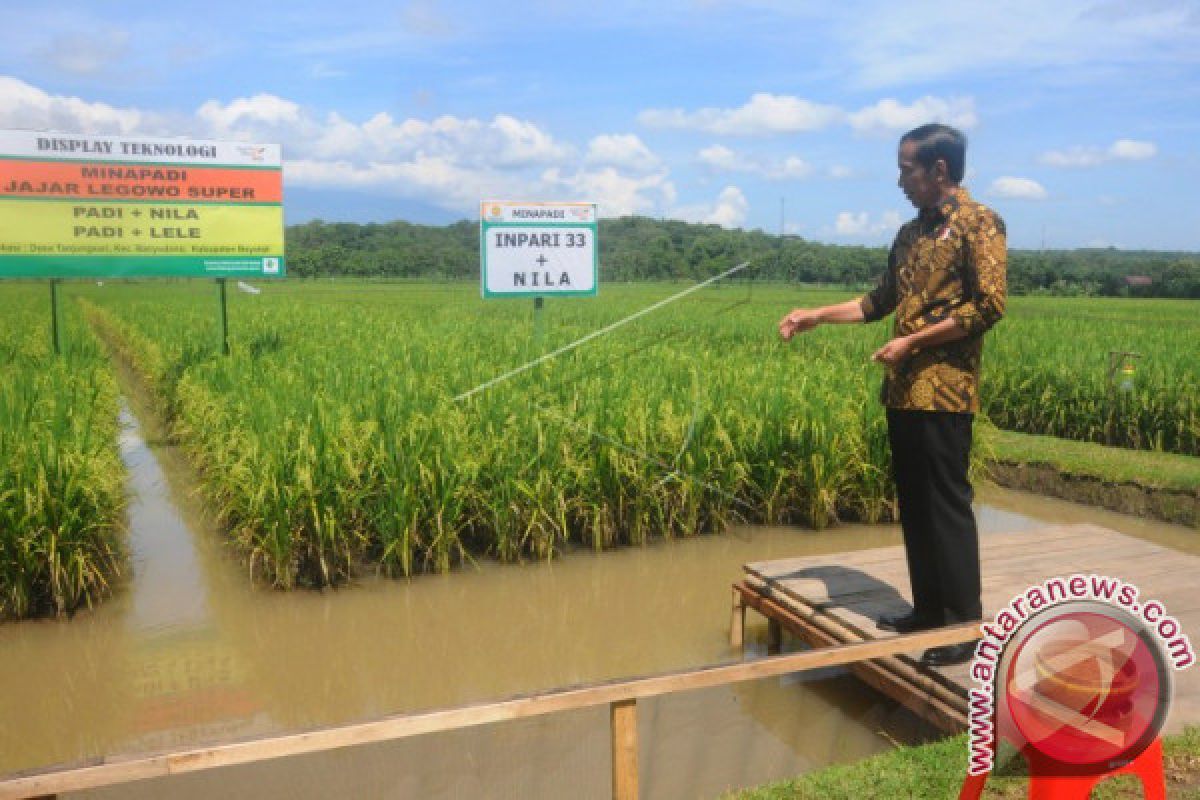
[2,396,1197,800]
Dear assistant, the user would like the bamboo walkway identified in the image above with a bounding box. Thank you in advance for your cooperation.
[733,523,1200,734]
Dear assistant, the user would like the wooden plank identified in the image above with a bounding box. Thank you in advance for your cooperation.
[730,585,745,648]
[735,584,968,732]
[0,622,982,800]
[739,523,1200,727]
[610,700,638,800]
[749,537,1167,603]
[742,579,968,709]
[743,525,1108,577]
[750,539,1186,625]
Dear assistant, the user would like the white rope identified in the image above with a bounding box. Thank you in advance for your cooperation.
[453,261,751,403]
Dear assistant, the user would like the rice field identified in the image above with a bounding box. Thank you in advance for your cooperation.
[2,279,1196,608]
[0,284,125,618]
[77,281,899,589]
[984,297,1200,455]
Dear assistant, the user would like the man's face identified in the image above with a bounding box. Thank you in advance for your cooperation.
[897,140,942,211]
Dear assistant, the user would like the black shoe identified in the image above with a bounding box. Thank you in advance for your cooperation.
[877,612,937,634]
[920,643,976,667]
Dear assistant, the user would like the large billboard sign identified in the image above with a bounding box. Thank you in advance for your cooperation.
[480,201,597,297]
[0,129,284,278]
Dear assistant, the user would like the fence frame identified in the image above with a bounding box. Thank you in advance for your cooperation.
[0,623,980,800]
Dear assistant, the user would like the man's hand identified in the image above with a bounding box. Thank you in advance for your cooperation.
[778,308,822,341]
[872,336,916,367]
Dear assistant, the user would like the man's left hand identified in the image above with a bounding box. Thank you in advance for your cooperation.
[872,336,916,367]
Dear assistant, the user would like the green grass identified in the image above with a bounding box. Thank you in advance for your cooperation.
[985,427,1200,493]
[730,728,1200,799]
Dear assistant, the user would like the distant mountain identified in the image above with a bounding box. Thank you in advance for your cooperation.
[284,189,458,227]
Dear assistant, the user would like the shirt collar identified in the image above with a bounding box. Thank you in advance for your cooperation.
[920,186,968,226]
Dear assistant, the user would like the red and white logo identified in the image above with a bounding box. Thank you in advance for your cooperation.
[1002,602,1171,771]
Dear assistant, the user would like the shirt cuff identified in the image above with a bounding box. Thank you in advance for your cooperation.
[950,304,987,336]
[859,294,881,323]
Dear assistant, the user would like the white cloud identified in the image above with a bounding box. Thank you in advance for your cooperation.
[490,114,573,166]
[0,75,148,134]
[197,94,305,136]
[34,31,131,76]
[310,62,349,79]
[585,134,660,172]
[778,156,812,179]
[829,1,1199,88]
[704,186,749,227]
[697,144,741,171]
[1040,138,1158,167]
[828,165,854,179]
[697,144,812,180]
[674,186,749,228]
[192,95,574,171]
[0,76,590,217]
[1040,147,1105,168]
[641,92,976,137]
[1108,139,1156,160]
[990,176,1048,200]
[401,0,457,37]
[640,92,842,135]
[285,156,490,209]
[834,210,903,236]
[543,166,675,218]
[847,96,977,135]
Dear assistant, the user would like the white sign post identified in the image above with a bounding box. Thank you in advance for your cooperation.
[480,201,597,298]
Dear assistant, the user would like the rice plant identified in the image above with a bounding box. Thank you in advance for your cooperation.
[0,284,125,618]
[71,281,1198,592]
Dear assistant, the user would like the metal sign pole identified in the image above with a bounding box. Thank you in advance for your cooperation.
[49,279,61,356]
[218,278,230,355]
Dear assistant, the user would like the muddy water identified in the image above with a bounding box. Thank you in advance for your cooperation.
[0,407,1196,800]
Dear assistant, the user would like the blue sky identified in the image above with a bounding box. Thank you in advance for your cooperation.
[1,0,1197,249]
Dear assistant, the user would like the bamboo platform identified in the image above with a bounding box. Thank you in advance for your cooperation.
[733,523,1200,734]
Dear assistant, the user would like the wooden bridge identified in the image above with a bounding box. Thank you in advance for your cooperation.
[732,523,1200,734]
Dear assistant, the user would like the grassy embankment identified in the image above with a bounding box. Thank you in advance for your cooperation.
[981,427,1200,526]
[729,727,1200,799]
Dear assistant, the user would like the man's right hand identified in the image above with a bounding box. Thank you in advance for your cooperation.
[778,308,821,341]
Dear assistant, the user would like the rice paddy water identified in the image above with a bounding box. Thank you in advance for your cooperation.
[1,391,1192,798]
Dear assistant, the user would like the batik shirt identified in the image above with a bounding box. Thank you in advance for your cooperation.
[859,187,1007,413]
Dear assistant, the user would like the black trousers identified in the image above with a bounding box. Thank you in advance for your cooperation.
[886,408,982,625]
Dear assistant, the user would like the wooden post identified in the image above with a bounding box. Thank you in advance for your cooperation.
[49,280,61,356]
[532,295,545,353]
[217,278,230,356]
[610,699,638,800]
[766,619,782,655]
[730,585,745,648]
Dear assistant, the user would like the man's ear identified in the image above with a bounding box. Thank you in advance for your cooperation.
[933,158,950,185]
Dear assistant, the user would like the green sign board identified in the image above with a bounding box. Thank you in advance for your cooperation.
[0,129,284,278]
[480,201,597,298]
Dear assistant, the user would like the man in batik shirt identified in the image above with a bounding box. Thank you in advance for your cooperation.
[778,123,1007,666]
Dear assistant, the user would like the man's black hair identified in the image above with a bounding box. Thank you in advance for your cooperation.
[901,124,967,184]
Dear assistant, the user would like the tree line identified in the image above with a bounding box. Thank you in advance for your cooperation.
[285,216,1200,297]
